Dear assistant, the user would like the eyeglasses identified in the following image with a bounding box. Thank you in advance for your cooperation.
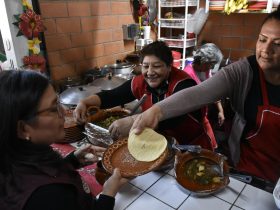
[35,101,64,118]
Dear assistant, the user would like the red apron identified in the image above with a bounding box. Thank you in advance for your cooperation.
[237,68,280,182]
[132,68,217,150]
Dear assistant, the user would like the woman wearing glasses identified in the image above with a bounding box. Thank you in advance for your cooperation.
[74,41,217,150]
[0,70,127,210]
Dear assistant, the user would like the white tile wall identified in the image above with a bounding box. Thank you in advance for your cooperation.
[147,174,190,208]
[234,184,277,210]
[126,193,175,210]
[129,171,164,191]
[113,171,276,210]
[114,183,143,210]
[178,195,232,210]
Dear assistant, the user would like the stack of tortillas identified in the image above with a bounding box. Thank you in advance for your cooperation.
[128,128,167,162]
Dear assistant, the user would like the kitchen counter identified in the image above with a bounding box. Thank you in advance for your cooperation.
[113,169,278,210]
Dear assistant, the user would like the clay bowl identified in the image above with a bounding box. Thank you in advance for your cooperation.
[174,149,230,196]
[86,106,130,129]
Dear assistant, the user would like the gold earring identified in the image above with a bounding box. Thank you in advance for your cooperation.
[25,136,30,141]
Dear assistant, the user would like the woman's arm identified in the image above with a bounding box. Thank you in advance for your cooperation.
[23,184,80,210]
[159,69,232,120]
[23,184,116,210]
[215,100,225,126]
[97,80,135,109]
[131,64,240,134]
[74,80,135,124]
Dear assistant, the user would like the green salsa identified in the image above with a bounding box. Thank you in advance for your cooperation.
[184,157,222,185]
[95,115,122,129]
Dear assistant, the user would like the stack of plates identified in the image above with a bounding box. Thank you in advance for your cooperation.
[209,0,226,11]
[62,110,85,143]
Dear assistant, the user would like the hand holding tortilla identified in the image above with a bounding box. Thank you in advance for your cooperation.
[128,128,167,162]
[101,128,169,177]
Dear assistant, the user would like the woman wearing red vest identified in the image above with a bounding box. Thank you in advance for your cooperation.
[131,6,280,183]
[74,41,217,150]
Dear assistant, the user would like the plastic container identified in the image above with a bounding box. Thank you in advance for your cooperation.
[172,51,181,68]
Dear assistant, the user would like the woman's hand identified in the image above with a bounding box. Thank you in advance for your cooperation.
[74,144,106,165]
[102,168,129,197]
[73,101,87,124]
[108,116,134,140]
[217,111,225,126]
[130,105,163,135]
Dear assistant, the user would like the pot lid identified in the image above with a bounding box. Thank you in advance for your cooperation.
[105,62,134,69]
[59,85,101,105]
[91,75,126,90]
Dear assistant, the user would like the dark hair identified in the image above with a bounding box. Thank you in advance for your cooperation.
[261,4,280,26]
[139,41,173,67]
[0,70,49,172]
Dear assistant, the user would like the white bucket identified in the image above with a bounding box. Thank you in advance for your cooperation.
[143,26,151,39]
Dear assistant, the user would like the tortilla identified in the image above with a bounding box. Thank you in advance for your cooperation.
[128,128,167,162]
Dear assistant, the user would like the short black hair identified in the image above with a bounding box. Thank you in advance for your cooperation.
[140,41,173,67]
[0,70,49,173]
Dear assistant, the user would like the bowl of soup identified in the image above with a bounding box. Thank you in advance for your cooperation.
[174,149,230,196]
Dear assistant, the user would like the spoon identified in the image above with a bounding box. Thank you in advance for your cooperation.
[210,160,252,183]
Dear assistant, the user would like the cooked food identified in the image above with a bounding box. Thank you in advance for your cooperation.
[184,157,222,185]
[128,128,167,162]
[95,115,122,129]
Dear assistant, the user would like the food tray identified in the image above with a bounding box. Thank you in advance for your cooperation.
[85,123,113,147]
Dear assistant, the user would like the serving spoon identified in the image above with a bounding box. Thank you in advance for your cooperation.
[172,143,202,153]
[210,158,253,184]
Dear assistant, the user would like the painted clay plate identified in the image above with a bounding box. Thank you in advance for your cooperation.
[175,149,230,196]
[102,139,168,178]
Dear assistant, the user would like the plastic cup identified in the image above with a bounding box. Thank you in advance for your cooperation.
[143,26,151,39]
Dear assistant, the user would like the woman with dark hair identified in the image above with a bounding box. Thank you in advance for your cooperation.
[74,41,217,150]
[0,70,127,210]
[131,5,280,183]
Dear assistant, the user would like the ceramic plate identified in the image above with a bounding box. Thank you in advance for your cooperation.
[102,139,168,178]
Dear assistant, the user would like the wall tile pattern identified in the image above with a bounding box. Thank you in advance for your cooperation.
[40,0,134,81]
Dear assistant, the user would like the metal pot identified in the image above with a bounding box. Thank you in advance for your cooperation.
[91,74,127,91]
[83,67,111,84]
[59,84,101,106]
[104,62,135,79]
[55,76,85,93]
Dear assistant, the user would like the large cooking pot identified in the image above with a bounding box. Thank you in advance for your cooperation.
[55,76,85,93]
[91,74,127,91]
[104,61,135,79]
[59,84,101,106]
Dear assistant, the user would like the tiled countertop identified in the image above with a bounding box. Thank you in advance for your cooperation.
[113,169,278,210]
